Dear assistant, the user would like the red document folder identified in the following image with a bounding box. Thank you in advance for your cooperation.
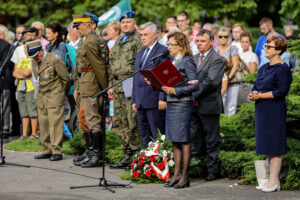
[139,59,184,90]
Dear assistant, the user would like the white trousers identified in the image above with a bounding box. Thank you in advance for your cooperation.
[222,84,240,116]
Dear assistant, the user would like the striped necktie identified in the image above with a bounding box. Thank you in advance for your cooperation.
[197,54,205,69]
[140,48,150,68]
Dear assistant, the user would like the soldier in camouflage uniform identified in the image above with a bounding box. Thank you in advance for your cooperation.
[72,13,109,168]
[108,11,143,169]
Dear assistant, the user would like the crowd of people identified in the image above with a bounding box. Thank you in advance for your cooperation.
[0,8,296,192]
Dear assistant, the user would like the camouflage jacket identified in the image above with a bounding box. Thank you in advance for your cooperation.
[108,30,143,91]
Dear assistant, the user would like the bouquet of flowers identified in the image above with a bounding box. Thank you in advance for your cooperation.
[130,133,174,182]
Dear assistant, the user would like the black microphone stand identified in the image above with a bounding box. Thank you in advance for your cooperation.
[70,54,167,193]
[0,36,30,168]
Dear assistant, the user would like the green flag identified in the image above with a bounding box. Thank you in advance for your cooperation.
[98,0,132,26]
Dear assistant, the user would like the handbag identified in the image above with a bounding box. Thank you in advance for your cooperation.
[225,46,250,84]
[237,82,253,105]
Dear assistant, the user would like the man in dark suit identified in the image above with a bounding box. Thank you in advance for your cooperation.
[131,22,168,148]
[0,39,14,138]
[191,29,224,181]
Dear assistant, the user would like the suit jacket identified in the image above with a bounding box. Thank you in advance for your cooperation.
[131,42,168,109]
[193,49,224,114]
[167,56,198,102]
[0,39,14,90]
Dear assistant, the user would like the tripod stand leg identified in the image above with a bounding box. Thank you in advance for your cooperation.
[5,162,31,168]
[70,185,99,189]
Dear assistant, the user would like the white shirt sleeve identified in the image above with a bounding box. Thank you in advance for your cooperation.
[250,52,259,66]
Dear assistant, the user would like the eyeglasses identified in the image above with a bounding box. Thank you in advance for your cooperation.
[218,36,228,39]
[264,44,276,49]
[167,43,179,47]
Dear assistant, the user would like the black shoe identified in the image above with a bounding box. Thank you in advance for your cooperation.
[124,163,132,171]
[205,173,218,181]
[1,133,9,139]
[174,179,190,189]
[34,154,52,159]
[49,154,63,161]
[110,149,133,169]
[164,179,180,187]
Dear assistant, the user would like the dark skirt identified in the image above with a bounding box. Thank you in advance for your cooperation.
[165,100,193,142]
[255,99,287,155]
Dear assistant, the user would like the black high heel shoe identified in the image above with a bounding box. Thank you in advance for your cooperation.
[164,179,180,187]
[174,179,190,189]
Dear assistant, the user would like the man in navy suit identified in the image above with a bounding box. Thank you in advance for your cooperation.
[131,22,168,148]
[191,29,224,181]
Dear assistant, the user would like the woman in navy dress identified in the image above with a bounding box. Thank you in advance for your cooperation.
[249,36,292,192]
[162,32,198,188]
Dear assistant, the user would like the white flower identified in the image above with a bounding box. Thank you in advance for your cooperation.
[168,160,175,167]
[161,135,165,141]
[162,150,167,157]
[143,164,150,172]
[133,163,137,169]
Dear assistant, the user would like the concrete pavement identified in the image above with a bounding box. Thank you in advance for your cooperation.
[0,149,299,200]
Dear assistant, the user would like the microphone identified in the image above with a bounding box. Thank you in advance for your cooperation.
[151,50,169,60]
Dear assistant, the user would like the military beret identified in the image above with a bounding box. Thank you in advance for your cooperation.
[84,12,99,24]
[119,10,135,22]
[72,14,91,28]
[25,39,42,58]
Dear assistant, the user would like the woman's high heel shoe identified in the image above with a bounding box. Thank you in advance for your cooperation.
[262,182,280,192]
[174,179,190,189]
[164,179,180,187]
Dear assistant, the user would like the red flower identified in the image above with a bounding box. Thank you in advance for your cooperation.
[132,160,136,164]
[138,160,144,166]
[131,165,135,170]
[132,171,140,178]
[157,162,165,170]
[145,170,152,177]
[140,153,147,159]
[149,156,156,162]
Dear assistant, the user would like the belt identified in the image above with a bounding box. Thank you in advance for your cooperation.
[81,68,94,72]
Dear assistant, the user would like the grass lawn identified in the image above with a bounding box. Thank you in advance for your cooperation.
[5,138,76,155]
[5,130,126,164]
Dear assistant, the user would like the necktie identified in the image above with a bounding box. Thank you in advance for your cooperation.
[197,54,205,69]
[140,48,150,68]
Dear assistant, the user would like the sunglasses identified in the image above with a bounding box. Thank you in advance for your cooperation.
[264,44,276,49]
[218,35,228,39]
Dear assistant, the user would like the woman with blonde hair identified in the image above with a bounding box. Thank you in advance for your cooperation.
[216,27,240,116]
[107,21,121,50]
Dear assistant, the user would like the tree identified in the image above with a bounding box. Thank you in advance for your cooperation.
[280,0,300,26]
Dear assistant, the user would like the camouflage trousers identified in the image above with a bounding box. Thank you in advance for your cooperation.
[113,91,139,151]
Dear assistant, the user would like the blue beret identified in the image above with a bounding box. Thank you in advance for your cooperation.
[119,10,135,22]
[84,12,99,23]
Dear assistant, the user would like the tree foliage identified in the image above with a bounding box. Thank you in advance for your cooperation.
[1,0,258,28]
[280,0,300,24]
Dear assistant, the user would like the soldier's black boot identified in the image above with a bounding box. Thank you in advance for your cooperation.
[73,131,93,166]
[109,149,133,169]
[81,131,104,168]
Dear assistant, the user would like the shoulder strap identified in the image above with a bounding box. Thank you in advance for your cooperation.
[229,45,232,65]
